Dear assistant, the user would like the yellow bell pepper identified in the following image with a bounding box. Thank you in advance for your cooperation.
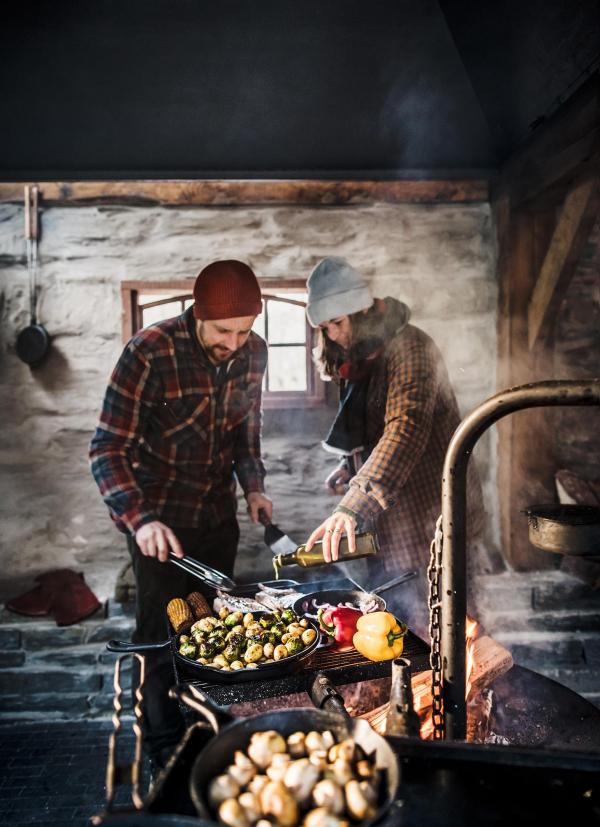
[352,611,408,661]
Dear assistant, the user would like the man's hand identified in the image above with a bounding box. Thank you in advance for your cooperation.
[135,521,184,562]
[246,492,273,524]
[325,465,352,495]
[305,511,357,563]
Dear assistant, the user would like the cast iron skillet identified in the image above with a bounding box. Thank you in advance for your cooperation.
[171,675,400,826]
[292,588,387,618]
[292,571,418,617]
[106,612,323,685]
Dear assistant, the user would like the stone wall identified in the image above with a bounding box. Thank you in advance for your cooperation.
[0,201,498,601]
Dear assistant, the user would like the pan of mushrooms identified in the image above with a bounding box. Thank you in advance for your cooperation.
[107,608,323,685]
[170,678,399,827]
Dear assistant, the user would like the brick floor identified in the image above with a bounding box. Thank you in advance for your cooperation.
[0,721,150,827]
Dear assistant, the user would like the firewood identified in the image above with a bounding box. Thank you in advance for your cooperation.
[467,689,494,742]
[360,635,512,736]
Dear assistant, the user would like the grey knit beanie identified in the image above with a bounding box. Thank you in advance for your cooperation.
[306,257,373,327]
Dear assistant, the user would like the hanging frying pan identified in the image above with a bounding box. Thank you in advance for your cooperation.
[16,185,50,368]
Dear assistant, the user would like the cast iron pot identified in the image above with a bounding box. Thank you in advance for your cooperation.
[172,676,400,826]
[107,613,323,685]
[524,504,600,556]
[16,322,50,367]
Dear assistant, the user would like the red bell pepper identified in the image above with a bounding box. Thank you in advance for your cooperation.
[318,605,363,649]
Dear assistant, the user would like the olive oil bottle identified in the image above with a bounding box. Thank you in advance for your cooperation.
[273,531,379,579]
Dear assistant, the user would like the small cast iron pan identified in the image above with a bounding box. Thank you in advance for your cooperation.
[172,674,400,826]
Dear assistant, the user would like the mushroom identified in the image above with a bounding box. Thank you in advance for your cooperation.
[312,779,345,815]
[286,731,306,759]
[303,808,350,827]
[228,751,257,786]
[305,731,327,753]
[308,750,328,771]
[327,739,357,764]
[218,798,251,827]
[266,752,291,782]
[260,781,299,827]
[208,774,240,808]
[248,731,287,769]
[355,760,379,783]
[344,779,377,821]
[248,774,270,798]
[325,759,354,787]
[282,758,320,807]
[238,791,262,823]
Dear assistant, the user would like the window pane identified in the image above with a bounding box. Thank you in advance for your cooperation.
[267,300,306,344]
[142,301,182,327]
[252,311,266,339]
[268,346,307,391]
[184,298,194,309]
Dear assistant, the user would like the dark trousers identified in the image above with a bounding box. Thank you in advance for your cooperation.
[127,519,239,765]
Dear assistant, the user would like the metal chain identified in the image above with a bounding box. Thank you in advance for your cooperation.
[427,515,444,739]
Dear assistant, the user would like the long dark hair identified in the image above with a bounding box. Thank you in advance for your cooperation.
[313,303,386,380]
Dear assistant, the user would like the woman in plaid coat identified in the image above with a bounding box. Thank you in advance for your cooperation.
[304,257,484,635]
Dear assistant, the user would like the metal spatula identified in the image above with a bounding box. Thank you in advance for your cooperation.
[258,509,297,555]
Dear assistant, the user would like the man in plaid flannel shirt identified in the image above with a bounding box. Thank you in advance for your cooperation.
[304,257,484,636]
[90,260,271,766]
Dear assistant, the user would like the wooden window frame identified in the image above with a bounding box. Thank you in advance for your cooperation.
[121,279,325,410]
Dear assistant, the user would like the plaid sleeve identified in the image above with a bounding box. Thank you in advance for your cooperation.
[89,340,161,534]
[337,333,439,521]
[233,343,267,496]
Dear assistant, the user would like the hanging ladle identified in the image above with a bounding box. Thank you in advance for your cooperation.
[16,185,51,367]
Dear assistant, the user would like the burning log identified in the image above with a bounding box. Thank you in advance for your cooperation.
[360,635,513,739]
[467,689,494,742]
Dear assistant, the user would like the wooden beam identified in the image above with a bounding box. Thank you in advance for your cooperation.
[528,177,600,349]
[0,178,489,206]
[495,206,558,570]
[495,73,600,207]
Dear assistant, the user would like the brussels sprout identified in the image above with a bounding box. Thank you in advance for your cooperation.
[208,634,226,653]
[179,642,196,658]
[198,640,217,659]
[245,622,263,637]
[179,634,190,644]
[281,608,297,625]
[244,643,264,663]
[258,613,278,629]
[273,644,288,661]
[270,622,286,638]
[224,611,244,628]
[301,628,317,646]
[242,612,255,627]
[191,630,205,644]
[285,637,304,655]
[262,631,277,647]
[224,643,244,662]
[231,624,245,635]
[226,631,245,647]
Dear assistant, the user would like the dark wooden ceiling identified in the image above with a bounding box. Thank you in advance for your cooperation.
[0,0,598,179]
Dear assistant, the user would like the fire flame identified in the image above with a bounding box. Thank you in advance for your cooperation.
[417,615,479,740]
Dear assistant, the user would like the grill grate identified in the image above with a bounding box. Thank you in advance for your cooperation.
[174,630,430,706]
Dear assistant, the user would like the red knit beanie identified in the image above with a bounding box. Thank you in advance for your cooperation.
[193,260,262,320]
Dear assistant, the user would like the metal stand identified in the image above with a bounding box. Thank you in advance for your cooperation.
[440,379,600,740]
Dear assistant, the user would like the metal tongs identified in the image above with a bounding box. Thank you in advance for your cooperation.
[168,552,237,591]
